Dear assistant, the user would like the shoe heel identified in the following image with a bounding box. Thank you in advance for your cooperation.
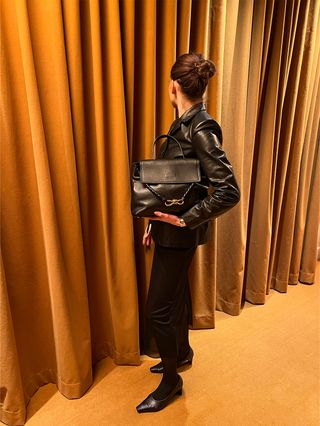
[176,388,183,396]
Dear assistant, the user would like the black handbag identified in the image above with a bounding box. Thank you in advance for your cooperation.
[130,134,208,218]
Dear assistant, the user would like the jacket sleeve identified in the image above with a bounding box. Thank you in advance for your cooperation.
[180,120,241,230]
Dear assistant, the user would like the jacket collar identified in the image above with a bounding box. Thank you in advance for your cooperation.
[168,102,206,135]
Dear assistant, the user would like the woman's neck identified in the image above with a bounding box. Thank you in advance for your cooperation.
[176,97,203,118]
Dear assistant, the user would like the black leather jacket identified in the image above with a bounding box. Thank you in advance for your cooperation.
[150,101,241,248]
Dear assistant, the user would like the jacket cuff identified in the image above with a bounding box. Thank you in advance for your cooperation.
[180,211,210,230]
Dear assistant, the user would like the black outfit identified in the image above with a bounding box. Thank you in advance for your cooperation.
[143,102,240,403]
[146,244,197,360]
[149,101,241,248]
[146,101,240,349]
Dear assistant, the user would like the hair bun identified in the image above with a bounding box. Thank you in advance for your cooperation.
[170,52,216,100]
[193,60,215,80]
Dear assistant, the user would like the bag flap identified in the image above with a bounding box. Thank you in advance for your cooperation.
[140,159,201,183]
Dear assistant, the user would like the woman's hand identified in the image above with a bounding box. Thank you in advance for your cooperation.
[142,212,185,247]
[147,211,181,227]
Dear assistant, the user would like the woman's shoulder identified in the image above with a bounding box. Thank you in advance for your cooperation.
[191,110,223,144]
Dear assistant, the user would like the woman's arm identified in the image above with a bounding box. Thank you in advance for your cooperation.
[180,120,241,230]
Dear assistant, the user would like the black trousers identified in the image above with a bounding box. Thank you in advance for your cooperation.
[146,243,197,360]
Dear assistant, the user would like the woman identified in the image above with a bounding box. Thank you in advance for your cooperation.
[136,52,241,413]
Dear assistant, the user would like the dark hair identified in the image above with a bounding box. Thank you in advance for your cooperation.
[170,52,216,100]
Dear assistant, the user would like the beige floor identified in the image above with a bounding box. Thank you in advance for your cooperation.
[14,262,320,425]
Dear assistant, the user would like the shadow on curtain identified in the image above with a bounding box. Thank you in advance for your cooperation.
[1,0,319,424]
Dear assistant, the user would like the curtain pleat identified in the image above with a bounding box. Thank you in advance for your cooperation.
[1,1,319,424]
[156,0,177,136]
[119,0,135,162]
[290,8,320,285]
[268,0,319,293]
[214,0,256,314]
[177,0,192,55]
[190,0,211,54]
[0,255,26,425]
[299,124,320,283]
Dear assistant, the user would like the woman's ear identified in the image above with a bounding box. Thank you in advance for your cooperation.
[171,80,178,94]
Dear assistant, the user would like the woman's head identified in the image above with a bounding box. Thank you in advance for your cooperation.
[169,52,216,105]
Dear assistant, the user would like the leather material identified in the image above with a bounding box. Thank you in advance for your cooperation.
[140,159,201,183]
[131,158,208,217]
[136,375,183,413]
[131,133,209,217]
[150,347,194,373]
[149,102,241,248]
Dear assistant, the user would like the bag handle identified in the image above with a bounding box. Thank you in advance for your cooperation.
[152,134,185,159]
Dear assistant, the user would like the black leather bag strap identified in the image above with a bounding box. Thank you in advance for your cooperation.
[152,134,184,159]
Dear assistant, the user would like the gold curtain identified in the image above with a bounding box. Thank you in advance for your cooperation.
[1,0,319,424]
